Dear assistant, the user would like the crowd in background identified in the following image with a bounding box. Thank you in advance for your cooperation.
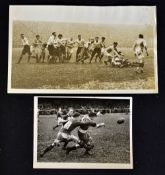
[38,101,130,115]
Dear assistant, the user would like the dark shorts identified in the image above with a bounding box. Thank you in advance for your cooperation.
[78,130,94,150]
[58,45,66,56]
[78,130,90,144]
[48,45,56,56]
[22,45,30,55]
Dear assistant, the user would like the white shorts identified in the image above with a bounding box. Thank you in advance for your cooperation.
[54,131,79,144]
[135,47,144,61]
[101,48,105,54]
[31,46,41,55]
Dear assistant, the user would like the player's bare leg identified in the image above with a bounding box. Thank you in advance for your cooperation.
[17,54,23,64]
[40,140,60,157]
[52,124,59,130]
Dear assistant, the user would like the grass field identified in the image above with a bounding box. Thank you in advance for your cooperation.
[37,113,130,163]
[11,48,155,90]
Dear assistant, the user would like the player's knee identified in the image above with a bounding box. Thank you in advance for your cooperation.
[85,142,94,150]
[140,62,144,67]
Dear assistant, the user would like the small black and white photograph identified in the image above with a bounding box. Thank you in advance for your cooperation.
[8,5,158,94]
[33,96,133,169]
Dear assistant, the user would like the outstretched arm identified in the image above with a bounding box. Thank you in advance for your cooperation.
[96,123,105,128]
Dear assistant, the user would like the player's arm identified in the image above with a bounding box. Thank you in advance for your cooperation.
[58,117,68,125]
[77,121,97,127]
[79,121,105,128]
[133,42,137,52]
[96,123,105,128]
[143,40,149,56]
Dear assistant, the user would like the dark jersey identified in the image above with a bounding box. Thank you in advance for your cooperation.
[61,118,96,133]
[80,115,96,130]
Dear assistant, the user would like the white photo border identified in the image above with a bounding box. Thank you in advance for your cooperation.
[8,5,158,94]
[33,96,133,169]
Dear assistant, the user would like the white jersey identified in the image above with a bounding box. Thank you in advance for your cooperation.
[104,46,118,57]
[33,38,42,48]
[134,38,147,50]
[21,37,29,46]
[93,40,101,49]
[56,38,67,47]
[67,40,75,48]
[75,39,85,47]
[47,35,56,45]
[134,38,147,59]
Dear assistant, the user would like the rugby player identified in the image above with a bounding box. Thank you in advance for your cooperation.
[104,42,121,65]
[65,111,105,155]
[39,42,47,63]
[56,34,67,63]
[52,108,74,130]
[78,39,92,63]
[66,37,75,61]
[40,110,97,157]
[31,35,42,63]
[99,37,106,62]
[17,34,31,64]
[75,34,85,62]
[47,32,57,63]
[89,37,101,63]
[133,34,149,73]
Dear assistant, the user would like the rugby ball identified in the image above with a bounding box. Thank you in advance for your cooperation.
[117,118,125,124]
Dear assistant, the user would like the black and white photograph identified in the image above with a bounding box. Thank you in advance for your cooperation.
[33,96,133,169]
[8,5,158,94]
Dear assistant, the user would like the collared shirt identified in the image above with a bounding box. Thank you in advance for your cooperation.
[84,41,91,48]
[56,38,67,47]
[100,41,106,48]
[93,40,101,48]
[75,39,85,47]
[67,40,75,48]
[105,46,118,56]
[21,37,29,46]
[33,38,42,47]
[47,35,56,45]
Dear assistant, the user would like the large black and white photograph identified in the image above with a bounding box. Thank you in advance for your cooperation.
[33,96,133,169]
[8,5,157,93]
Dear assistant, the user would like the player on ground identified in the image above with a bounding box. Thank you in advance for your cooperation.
[133,34,149,73]
[17,34,31,64]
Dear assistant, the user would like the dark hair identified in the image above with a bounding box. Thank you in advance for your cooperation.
[58,34,63,37]
[52,32,56,35]
[36,35,40,37]
[139,34,144,38]
[102,37,105,40]
[73,112,80,118]
[113,42,118,45]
